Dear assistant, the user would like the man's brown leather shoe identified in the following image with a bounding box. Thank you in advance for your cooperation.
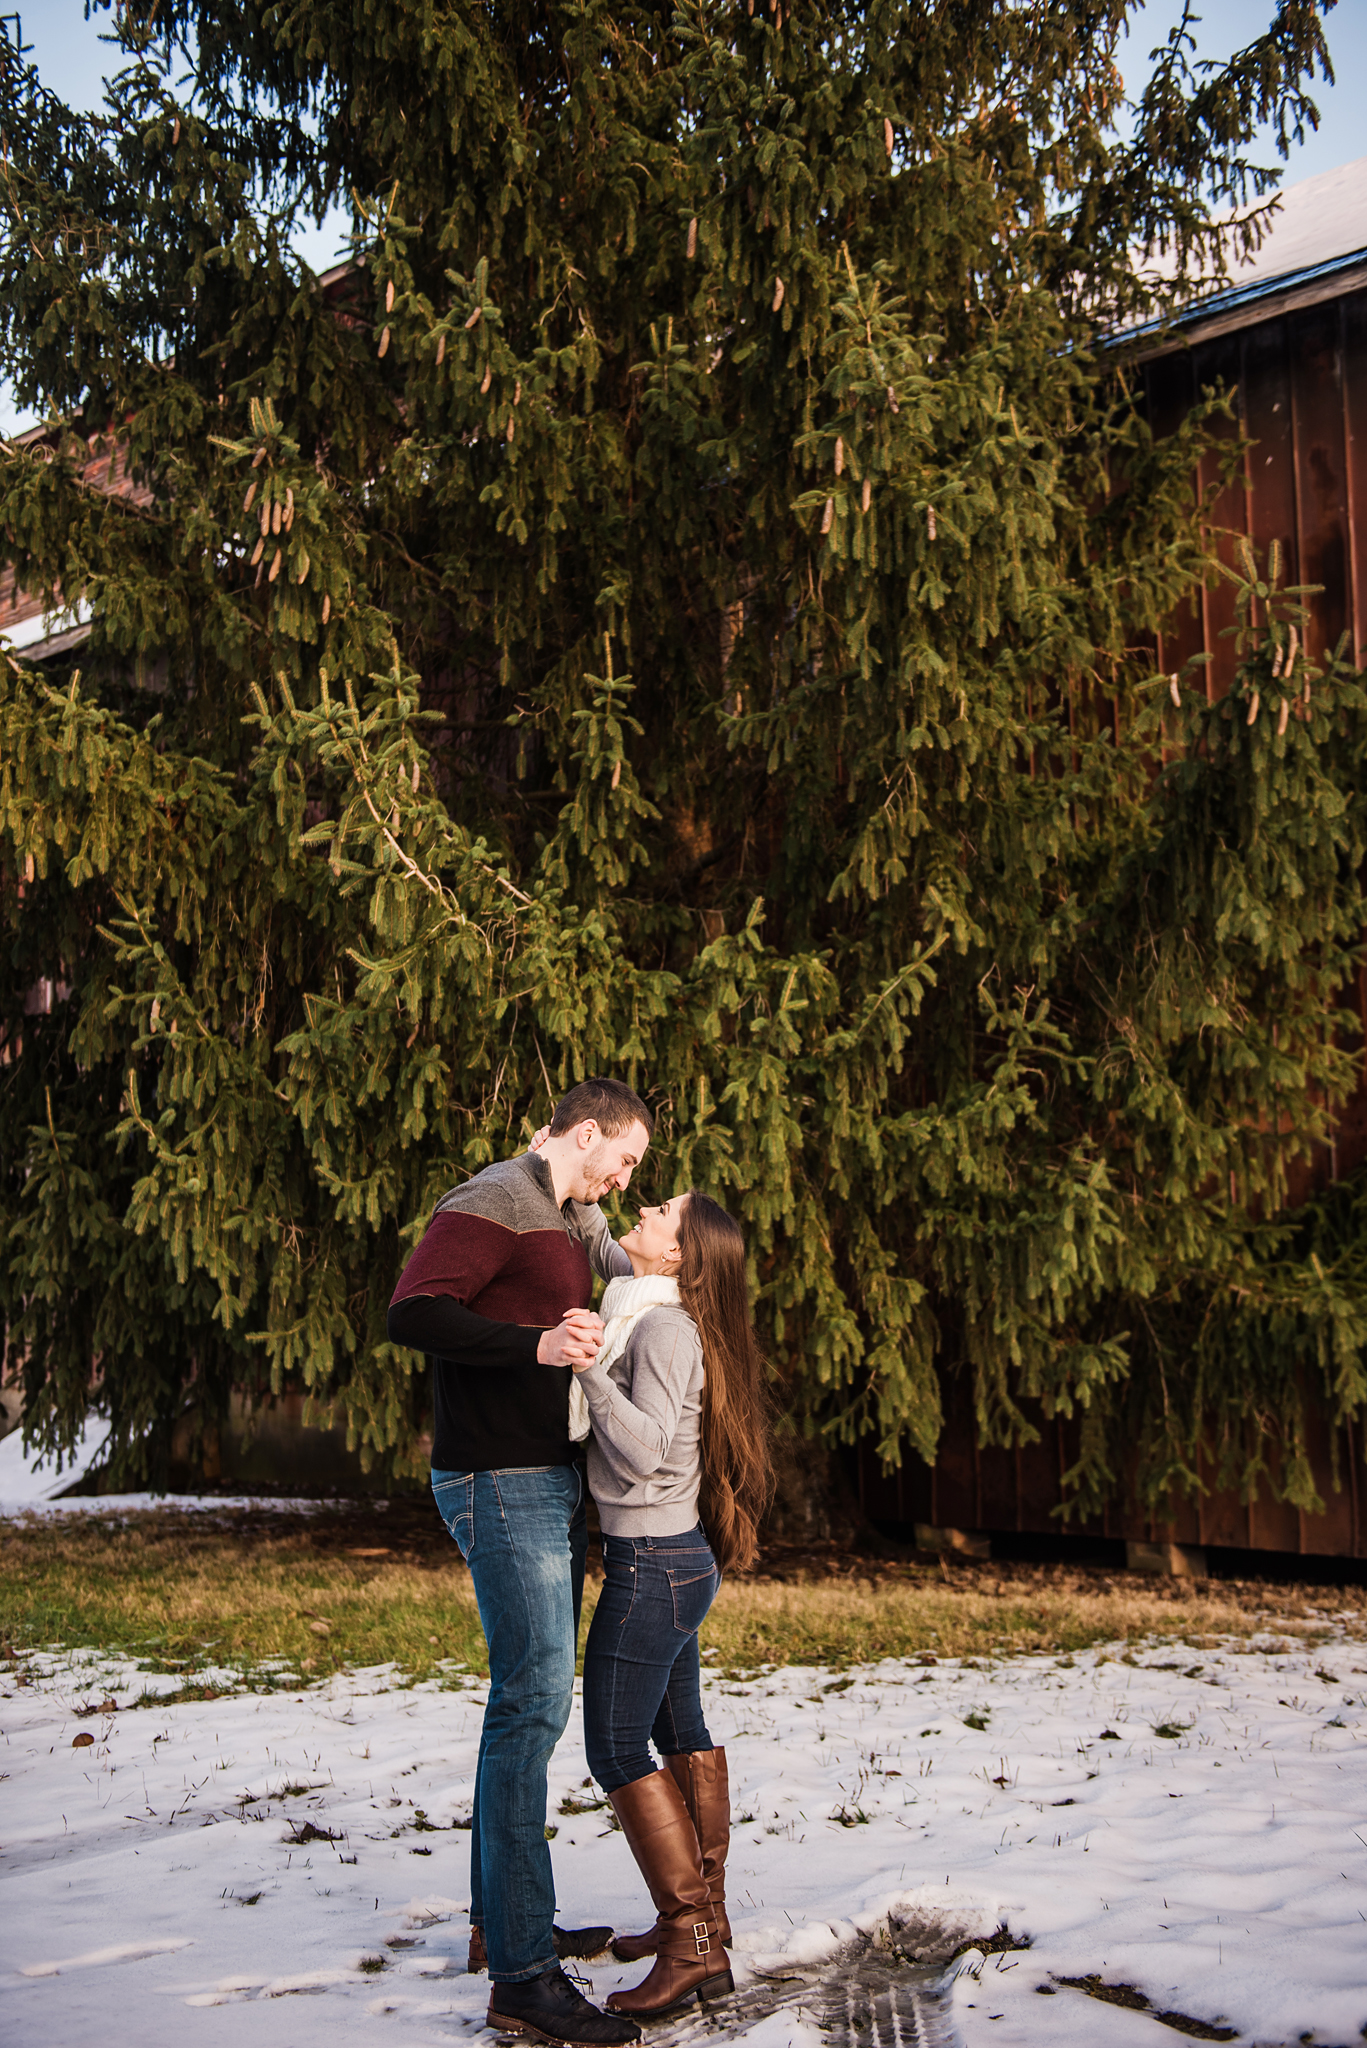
[469,1924,615,1973]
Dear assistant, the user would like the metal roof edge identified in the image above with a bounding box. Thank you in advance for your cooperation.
[14,621,92,663]
[0,600,93,655]
[3,419,59,451]
[1113,247,1367,358]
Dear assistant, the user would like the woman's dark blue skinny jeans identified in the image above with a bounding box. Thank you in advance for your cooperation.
[582,1523,719,1793]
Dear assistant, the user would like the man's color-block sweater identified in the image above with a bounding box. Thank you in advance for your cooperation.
[387,1151,622,1472]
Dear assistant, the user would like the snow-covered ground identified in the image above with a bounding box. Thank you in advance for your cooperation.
[0,1428,340,1516]
[3,1628,1366,2048]
[0,1417,110,1506]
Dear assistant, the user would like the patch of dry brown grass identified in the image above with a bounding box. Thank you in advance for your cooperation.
[1,1507,1360,1693]
[703,1567,1364,1669]
[0,1510,488,1686]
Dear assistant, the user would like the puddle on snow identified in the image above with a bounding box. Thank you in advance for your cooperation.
[653,1921,966,2048]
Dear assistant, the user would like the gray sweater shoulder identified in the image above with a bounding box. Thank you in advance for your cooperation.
[432,1154,538,1227]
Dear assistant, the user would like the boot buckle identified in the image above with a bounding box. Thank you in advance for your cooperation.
[693,1922,711,1957]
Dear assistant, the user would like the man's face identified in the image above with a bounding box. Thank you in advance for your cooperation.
[574,1119,651,1203]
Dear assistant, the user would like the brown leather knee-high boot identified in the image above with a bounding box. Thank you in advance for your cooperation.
[603,1771,733,2020]
[673,1748,732,1945]
[611,1748,731,1963]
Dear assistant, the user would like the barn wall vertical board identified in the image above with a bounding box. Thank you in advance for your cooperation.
[1192,331,1249,698]
[896,1448,934,1528]
[857,1444,903,1526]
[1196,1449,1254,1551]
[931,1367,979,1533]
[976,1441,1017,1535]
[1144,351,1208,689]
[1297,1412,1358,1558]
[1289,301,1351,665]
[1241,316,1300,607]
[1342,290,1367,669]
[1248,1449,1302,1555]
[1015,1404,1066,1533]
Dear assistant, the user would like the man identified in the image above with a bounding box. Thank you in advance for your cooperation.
[388,1077,653,2048]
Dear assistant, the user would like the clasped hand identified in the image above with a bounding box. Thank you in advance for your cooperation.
[536,1307,603,1371]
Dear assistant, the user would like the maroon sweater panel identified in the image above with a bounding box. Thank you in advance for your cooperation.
[390,1210,591,1325]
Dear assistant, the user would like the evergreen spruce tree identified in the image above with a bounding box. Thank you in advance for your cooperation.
[2,1,1363,1522]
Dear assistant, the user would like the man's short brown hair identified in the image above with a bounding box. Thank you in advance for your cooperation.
[547,1076,654,1140]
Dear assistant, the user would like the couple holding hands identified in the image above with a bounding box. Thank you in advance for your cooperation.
[388,1076,774,2047]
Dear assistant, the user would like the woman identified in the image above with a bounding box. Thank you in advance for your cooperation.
[571,1187,773,2023]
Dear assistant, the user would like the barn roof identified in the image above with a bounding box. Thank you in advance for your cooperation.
[1135,152,1367,351]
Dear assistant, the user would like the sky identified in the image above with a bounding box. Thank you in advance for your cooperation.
[2,0,1364,434]
[1120,0,1363,181]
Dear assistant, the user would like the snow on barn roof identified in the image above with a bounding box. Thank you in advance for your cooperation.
[1223,152,1367,290]
[1134,152,1367,349]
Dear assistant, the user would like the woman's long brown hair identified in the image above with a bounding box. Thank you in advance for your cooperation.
[676,1192,775,1574]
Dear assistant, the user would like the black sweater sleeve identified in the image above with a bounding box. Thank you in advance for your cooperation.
[387,1292,543,1369]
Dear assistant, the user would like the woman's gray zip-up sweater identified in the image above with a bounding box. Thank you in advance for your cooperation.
[567,1204,705,1537]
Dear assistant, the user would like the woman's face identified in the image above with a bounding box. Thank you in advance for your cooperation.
[621,1193,688,1273]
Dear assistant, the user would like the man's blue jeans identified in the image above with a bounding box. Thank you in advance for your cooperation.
[431,1463,587,1983]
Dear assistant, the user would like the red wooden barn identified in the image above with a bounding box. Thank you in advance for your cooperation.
[858,156,1367,1569]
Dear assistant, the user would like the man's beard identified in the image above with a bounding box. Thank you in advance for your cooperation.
[577,1139,615,1202]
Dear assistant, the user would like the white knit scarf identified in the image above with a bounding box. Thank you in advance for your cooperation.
[568,1271,681,1441]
